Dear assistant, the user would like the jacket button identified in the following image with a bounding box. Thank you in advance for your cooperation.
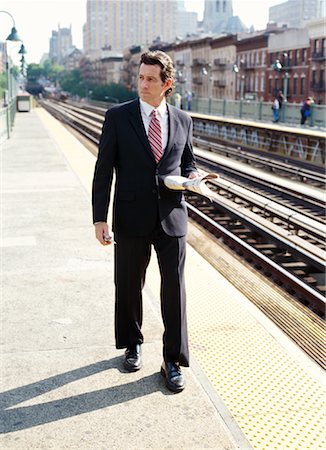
[152,189,157,194]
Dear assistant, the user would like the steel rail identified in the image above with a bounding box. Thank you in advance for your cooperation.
[194,136,325,184]
[187,202,325,315]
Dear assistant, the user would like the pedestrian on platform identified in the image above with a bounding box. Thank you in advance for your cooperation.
[185,90,192,111]
[277,90,284,110]
[300,97,313,125]
[174,91,182,109]
[272,95,280,123]
[92,50,199,393]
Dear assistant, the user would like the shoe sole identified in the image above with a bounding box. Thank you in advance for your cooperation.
[160,367,185,393]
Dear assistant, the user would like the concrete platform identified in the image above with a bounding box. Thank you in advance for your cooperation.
[0,108,247,449]
[1,107,324,450]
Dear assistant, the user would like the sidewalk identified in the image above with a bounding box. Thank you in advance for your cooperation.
[1,109,243,449]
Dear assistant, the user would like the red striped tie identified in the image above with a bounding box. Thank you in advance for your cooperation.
[148,109,163,163]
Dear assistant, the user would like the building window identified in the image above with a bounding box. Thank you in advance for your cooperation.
[216,1,220,12]
[302,48,307,63]
[223,1,226,12]
[320,69,324,86]
[268,78,272,94]
[312,70,317,85]
[293,77,298,94]
[300,77,305,95]
[270,53,274,65]
[294,50,298,65]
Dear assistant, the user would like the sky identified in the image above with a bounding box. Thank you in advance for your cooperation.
[1,0,283,64]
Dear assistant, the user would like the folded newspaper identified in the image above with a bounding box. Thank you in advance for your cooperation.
[164,173,218,201]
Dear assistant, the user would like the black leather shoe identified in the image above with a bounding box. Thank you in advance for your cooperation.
[124,344,142,372]
[161,361,185,393]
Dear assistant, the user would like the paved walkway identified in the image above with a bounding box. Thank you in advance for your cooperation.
[1,108,247,449]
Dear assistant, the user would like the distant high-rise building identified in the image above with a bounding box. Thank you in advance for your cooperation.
[176,0,198,38]
[49,25,73,63]
[269,0,323,28]
[49,31,58,62]
[203,0,233,34]
[84,0,178,56]
[203,0,246,35]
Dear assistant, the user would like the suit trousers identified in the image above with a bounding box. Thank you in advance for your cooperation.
[114,223,189,367]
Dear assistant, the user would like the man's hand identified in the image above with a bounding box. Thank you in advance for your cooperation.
[94,222,113,246]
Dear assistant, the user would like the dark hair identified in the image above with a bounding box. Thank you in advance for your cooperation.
[139,50,175,97]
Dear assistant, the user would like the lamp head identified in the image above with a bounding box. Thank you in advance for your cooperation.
[18,44,27,54]
[6,26,21,41]
[272,59,282,71]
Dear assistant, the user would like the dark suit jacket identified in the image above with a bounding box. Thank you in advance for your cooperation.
[92,98,197,237]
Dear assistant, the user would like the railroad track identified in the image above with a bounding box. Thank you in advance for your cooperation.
[190,111,325,168]
[41,99,326,367]
[193,136,325,188]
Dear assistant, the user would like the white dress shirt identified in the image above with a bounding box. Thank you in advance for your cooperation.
[139,98,169,150]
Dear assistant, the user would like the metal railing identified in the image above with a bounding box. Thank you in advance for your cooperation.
[176,97,326,129]
[0,99,16,144]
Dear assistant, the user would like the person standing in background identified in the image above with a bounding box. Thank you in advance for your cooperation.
[174,91,182,109]
[300,97,313,125]
[272,95,280,123]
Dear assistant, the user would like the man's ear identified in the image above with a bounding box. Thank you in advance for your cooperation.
[164,78,173,92]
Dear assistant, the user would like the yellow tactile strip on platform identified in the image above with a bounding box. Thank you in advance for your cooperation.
[145,246,325,450]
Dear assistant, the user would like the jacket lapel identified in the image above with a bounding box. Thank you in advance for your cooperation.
[162,103,179,160]
[128,99,156,162]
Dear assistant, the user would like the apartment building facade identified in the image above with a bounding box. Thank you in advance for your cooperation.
[267,28,311,103]
[269,0,323,28]
[84,0,178,56]
[308,18,326,104]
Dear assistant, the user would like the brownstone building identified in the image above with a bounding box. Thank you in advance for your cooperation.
[308,18,326,104]
[267,29,311,103]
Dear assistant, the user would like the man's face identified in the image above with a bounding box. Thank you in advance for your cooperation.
[138,63,172,107]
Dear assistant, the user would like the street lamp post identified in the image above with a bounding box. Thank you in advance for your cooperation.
[201,65,212,114]
[0,10,21,41]
[232,62,245,117]
[272,54,289,102]
[176,69,187,97]
[272,54,289,121]
[0,10,22,138]
[232,63,245,100]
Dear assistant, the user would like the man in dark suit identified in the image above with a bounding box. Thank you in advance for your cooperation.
[92,50,199,393]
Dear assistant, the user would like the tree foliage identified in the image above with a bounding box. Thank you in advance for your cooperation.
[23,59,136,103]
[59,69,90,97]
[91,83,137,103]
[26,63,44,81]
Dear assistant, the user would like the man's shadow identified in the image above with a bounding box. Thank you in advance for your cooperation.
[0,358,166,434]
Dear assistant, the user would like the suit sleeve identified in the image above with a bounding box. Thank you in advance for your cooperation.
[180,117,197,177]
[92,109,117,223]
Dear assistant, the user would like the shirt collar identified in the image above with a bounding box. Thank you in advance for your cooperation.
[140,98,167,118]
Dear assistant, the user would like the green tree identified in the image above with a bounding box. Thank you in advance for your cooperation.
[92,83,137,103]
[48,63,64,84]
[59,69,91,97]
[26,63,44,81]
